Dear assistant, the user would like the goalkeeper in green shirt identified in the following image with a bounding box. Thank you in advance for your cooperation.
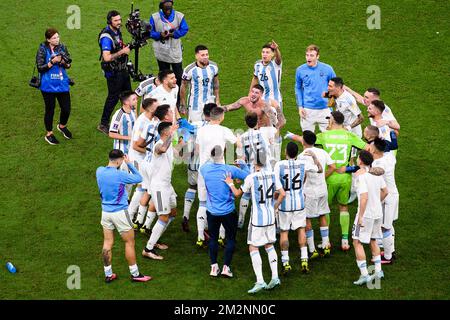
[285,111,367,251]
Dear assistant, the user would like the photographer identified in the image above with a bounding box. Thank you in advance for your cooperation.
[98,10,132,135]
[149,0,189,102]
[36,28,73,145]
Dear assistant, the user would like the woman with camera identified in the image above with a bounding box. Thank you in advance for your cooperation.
[36,28,73,145]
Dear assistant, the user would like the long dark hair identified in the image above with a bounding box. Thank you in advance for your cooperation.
[44,28,59,46]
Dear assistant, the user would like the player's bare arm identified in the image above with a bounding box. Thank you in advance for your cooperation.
[274,187,285,211]
[132,140,146,153]
[358,193,368,226]
[222,98,244,112]
[271,99,286,128]
[351,114,364,128]
[109,132,131,141]
[380,187,389,202]
[224,172,242,197]
[179,79,190,114]
[325,163,336,178]
[213,75,220,106]
[303,150,323,173]
[271,40,282,65]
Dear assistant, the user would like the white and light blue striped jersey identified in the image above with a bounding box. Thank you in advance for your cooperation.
[109,108,137,154]
[187,120,208,172]
[140,118,160,163]
[241,128,271,171]
[241,169,282,227]
[128,113,151,161]
[274,157,318,212]
[254,60,282,104]
[182,61,219,122]
[135,77,158,98]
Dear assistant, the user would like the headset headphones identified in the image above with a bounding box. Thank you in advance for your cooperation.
[159,0,174,10]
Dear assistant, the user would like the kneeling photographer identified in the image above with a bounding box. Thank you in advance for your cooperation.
[36,28,73,145]
[97,10,132,135]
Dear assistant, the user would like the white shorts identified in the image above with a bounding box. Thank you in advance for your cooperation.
[197,171,207,202]
[247,223,277,247]
[101,209,134,234]
[305,195,330,218]
[382,193,399,228]
[352,216,382,244]
[279,210,306,231]
[140,161,153,191]
[150,185,177,215]
[300,108,331,133]
[187,166,198,186]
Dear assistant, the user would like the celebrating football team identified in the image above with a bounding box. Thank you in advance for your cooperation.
[94,1,401,292]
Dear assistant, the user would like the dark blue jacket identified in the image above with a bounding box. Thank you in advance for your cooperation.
[36,43,71,93]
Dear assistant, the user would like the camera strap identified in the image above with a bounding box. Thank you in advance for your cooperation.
[161,15,177,30]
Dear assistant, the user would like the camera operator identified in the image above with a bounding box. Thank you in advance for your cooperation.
[36,28,73,145]
[149,0,189,104]
[97,10,132,135]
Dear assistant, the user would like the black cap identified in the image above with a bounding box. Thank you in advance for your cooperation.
[326,110,345,125]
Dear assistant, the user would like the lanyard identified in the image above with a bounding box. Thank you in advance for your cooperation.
[161,12,177,30]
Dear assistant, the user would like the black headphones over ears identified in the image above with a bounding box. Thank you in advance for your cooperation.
[159,0,174,10]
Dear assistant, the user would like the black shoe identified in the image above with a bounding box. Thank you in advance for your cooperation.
[182,217,190,233]
[105,273,117,283]
[57,124,72,139]
[45,134,59,145]
[97,124,109,135]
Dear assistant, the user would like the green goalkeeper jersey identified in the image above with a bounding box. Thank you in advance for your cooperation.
[316,129,366,184]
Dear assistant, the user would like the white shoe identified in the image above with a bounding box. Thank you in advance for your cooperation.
[210,263,220,277]
[221,265,233,278]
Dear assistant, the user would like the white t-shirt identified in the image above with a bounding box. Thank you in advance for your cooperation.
[369,104,397,142]
[241,169,282,227]
[336,91,362,136]
[128,113,150,161]
[273,157,318,212]
[300,147,334,198]
[147,84,179,122]
[356,170,387,219]
[149,139,174,187]
[195,124,237,166]
[372,153,398,194]
[141,119,161,163]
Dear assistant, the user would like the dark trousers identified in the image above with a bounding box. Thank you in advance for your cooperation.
[207,210,238,266]
[157,60,183,106]
[41,91,71,132]
[100,71,131,126]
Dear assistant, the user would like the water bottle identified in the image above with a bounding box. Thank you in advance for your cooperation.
[6,262,16,273]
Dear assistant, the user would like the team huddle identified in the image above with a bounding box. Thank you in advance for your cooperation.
[96,42,400,292]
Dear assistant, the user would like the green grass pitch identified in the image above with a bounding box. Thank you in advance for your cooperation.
[0,0,449,299]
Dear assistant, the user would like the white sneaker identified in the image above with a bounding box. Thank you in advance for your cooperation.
[221,265,233,278]
[210,263,220,277]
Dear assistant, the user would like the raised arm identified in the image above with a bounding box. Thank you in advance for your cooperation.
[222,98,244,112]
[343,85,365,105]
[271,40,282,65]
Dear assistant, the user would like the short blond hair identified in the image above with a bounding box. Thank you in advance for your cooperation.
[306,44,320,55]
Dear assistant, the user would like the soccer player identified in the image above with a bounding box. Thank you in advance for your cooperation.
[298,131,336,259]
[108,91,137,156]
[180,45,220,122]
[127,98,159,221]
[182,103,214,233]
[236,112,272,229]
[274,141,322,274]
[371,138,399,264]
[230,154,285,293]
[343,86,400,136]
[327,77,363,137]
[363,125,398,152]
[352,150,388,285]
[96,149,151,283]
[194,107,240,247]
[295,44,336,132]
[142,121,181,260]
[135,105,173,233]
[250,41,283,107]
[201,146,250,278]
[308,111,367,251]
[223,84,285,130]
[367,100,397,143]
[147,69,180,122]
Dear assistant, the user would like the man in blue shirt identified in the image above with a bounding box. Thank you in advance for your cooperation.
[96,149,151,283]
[97,10,132,135]
[295,44,336,133]
[150,0,189,105]
[200,146,249,278]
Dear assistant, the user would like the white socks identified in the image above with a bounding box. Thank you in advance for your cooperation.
[382,229,394,260]
[129,189,144,219]
[357,260,368,276]
[104,265,113,277]
[373,255,382,272]
[197,203,207,240]
[266,246,278,280]
[146,219,166,251]
[300,246,308,260]
[250,250,264,283]
[281,250,289,265]
[136,204,148,225]
[129,264,139,277]
[144,211,157,229]
[183,189,197,220]
[306,229,315,252]
[320,226,330,248]
[239,195,250,225]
